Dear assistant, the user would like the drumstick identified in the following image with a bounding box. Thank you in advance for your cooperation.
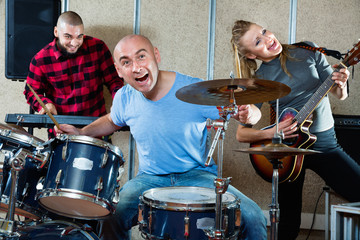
[26,83,61,130]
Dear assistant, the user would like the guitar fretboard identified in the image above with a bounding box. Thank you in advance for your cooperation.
[294,66,343,125]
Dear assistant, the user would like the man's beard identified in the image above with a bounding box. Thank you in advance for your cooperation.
[57,40,79,58]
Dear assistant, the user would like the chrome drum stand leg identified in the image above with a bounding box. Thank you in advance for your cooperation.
[204,117,232,239]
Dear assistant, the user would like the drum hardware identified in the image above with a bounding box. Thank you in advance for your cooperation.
[96,177,104,201]
[0,148,30,235]
[62,141,68,161]
[16,116,24,126]
[101,149,109,168]
[148,206,153,234]
[12,147,49,170]
[184,214,189,238]
[204,107,238,239]
[112,167,124,205]
[55,170,62,189]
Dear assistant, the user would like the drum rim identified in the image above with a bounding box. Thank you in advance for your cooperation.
[37,188,114,219]
[141,186,240,211]
[0,123,44,147]
[56,134,123,158]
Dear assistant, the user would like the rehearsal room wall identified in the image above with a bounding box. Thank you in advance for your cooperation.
[1,0,359,231]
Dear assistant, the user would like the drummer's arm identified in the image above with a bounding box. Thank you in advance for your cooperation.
[80,114,121,137]
[56,114,121,137]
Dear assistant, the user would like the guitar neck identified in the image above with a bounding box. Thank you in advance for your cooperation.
[294,65,343,125]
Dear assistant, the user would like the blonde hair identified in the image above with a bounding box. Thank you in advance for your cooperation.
[231,20,295,78]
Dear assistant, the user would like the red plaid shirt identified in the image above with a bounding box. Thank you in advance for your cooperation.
[24,36,124,117]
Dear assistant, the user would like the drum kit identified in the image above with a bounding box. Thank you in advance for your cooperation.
[0,123,124,239]
[0,77,319,240]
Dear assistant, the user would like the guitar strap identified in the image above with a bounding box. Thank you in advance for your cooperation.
[292,42,354,83]
[292,42,343,60]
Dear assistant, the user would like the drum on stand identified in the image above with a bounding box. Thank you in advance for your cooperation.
[138,186,241,240]
[0,123,47,220]
[37,134,124,220]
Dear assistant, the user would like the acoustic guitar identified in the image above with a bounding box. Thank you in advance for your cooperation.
[249,41,360,183]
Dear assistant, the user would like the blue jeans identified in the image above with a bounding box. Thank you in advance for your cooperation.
[99,169,267,239]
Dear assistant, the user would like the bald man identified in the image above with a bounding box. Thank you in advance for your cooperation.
[24,11,123,138]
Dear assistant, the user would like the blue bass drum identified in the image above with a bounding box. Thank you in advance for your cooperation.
[15,220,100,239]
[138,186,241,240]
[37,134,124,220]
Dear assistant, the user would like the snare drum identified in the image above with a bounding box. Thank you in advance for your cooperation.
[138,187,241,240]
[15,220,100,239]
[37,134,124,219]
[0,123,46,219]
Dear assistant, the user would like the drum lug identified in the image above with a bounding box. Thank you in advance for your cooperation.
[56,170,62,189]
[21,182,30,199]
[62,141,68,161]
[148,206,153,234]
[32,150,50,169]
[112,187,120,204]
[12,148,30,171]
[101,149,108,168]
[36,176,45,190]
[138,202,144,222]
[96,177,103,200]
[184,214,190,238]
[235,205,241,227]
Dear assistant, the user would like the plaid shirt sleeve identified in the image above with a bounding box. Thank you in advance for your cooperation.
[24,42,55,112]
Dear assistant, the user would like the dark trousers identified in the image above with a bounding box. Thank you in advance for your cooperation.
[278,127,360,240]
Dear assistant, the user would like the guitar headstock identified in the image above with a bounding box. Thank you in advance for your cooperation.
[343,40,360,67]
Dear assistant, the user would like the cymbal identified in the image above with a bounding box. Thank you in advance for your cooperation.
[176,78,291,106]
[234,143,321,159]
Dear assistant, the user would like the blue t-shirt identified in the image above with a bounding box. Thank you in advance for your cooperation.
[111,72,221,175]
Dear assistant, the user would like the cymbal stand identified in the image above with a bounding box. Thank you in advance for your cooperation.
[204,104,236,239]
[0,149,27,235]
[268,99,283,240]
[0,148,43,236]
[267,136,282,240]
